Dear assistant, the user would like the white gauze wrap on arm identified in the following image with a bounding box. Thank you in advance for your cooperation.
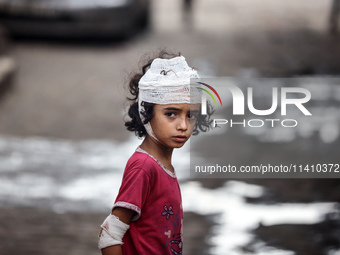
[98,214,130,249]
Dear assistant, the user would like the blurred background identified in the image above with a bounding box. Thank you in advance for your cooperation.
[0,0,340,254]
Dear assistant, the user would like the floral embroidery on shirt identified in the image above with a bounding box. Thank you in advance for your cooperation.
[161,205,174,220]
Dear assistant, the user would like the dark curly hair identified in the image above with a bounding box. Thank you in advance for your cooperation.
[125,50,214,138]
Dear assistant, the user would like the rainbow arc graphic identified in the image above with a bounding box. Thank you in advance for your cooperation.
[196,82,222,106]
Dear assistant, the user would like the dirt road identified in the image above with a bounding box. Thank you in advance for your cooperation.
[0,1,339,255]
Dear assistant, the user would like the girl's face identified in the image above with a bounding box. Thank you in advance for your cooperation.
[150,103,200,149]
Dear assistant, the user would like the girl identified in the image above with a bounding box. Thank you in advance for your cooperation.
[98,51,212,255]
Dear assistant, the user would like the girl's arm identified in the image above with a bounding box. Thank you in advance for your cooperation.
[101,207,135,255]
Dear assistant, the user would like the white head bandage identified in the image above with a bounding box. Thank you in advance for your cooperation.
[138,56,201,141]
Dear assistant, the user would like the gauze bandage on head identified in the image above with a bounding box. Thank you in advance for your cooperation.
[138,56,201,104]
[98,214,130,249]
[138,55,201,141]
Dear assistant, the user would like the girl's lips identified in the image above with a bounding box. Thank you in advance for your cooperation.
[173,136,187,143]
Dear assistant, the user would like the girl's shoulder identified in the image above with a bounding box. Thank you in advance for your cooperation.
[125,147,176,178]
[126,147,154,166]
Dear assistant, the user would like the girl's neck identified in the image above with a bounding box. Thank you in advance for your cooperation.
[140,136,174,172]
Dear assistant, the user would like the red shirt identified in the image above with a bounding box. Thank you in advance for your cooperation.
[113,147,183,255]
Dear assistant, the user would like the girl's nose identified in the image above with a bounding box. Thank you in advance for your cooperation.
[177,116,188,131]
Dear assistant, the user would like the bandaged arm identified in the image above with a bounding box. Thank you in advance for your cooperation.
[98,214,130,249]
[98,207,135,254]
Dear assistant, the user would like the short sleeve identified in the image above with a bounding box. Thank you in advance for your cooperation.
[113,167,150,221]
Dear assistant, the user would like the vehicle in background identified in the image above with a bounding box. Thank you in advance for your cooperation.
[0,0,150,39]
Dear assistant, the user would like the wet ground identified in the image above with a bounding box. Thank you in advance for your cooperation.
[0,0,340,254]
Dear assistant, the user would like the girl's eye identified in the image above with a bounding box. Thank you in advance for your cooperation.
[188,113,198,120]
[165,112,176,118]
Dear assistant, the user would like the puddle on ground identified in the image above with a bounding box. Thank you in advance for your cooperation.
[0,134,338,254]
